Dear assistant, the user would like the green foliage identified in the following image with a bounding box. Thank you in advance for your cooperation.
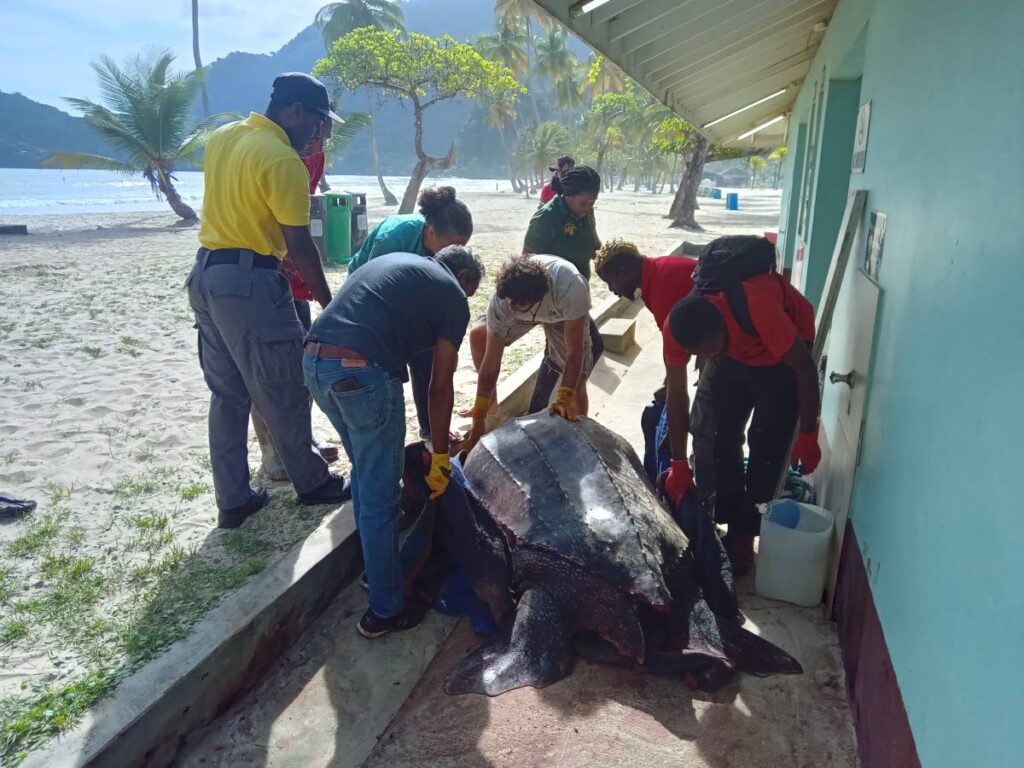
[476,19,530,80]
[8,514,66,558]
[315,0,405,47]
[652,116,697,155]
[315,28,523,109]
[0,667,119,763]
[322,111,372,167]
[534,27,576,85]
[42,50,235,219]
[581,54,627,98]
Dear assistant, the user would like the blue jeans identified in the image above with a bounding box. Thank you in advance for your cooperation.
[303,354,406,618]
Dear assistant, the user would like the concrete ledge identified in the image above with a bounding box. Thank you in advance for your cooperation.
[26,506,361,768]
[599,317,636,354]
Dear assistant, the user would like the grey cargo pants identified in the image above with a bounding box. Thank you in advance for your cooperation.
[186,248,329,510]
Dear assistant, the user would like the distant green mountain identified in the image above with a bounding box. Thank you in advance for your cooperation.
[0,0,590,176]
[0,91,117,168]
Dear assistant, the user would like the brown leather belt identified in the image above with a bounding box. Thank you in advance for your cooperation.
[304,341,367,364]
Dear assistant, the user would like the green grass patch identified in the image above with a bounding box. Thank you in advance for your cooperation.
[112,475,158,497]
[179,483,209,501]
[46,484,73,507]
[80,345,103,359]
[0,667,120,764]
[116,335,146,357]
[0,567,13,604]
[16,555,106,628]
[0,619,28,647]
[8,513,66,558]
[221,529,269,558]
[119,548,264,663]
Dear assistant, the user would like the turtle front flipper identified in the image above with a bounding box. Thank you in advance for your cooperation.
[445,587,573,696]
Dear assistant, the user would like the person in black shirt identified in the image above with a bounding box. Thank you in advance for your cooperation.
[303,247,483,637]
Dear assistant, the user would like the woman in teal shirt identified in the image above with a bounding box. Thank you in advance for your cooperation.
[348,186,473,272]
[348,186,474,440]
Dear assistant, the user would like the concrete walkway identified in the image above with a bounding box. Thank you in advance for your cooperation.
[175,308,859,768]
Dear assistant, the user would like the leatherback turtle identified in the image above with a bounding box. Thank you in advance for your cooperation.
[405,414,802,696]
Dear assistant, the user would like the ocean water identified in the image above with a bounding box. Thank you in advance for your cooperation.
[0,169,510,216]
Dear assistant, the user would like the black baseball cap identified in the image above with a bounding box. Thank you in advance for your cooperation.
[271,73,344,123]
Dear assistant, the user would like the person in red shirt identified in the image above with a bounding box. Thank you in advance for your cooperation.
[667,236,820,572]
[594,239,709,506]
[538,155,574,207]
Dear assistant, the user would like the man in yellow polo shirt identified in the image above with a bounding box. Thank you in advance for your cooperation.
[186,73,350,529]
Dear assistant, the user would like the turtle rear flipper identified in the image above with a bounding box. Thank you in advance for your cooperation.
[445,587,573,696]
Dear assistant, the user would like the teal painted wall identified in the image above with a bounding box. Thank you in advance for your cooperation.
[781,1,1024,765]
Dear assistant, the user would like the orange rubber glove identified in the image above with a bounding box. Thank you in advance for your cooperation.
[548,386,579,421]
[658,459,695,507]
[791,430,821,474]
[426,452,451,499]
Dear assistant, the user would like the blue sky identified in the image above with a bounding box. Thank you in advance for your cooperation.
[1,0,332,109]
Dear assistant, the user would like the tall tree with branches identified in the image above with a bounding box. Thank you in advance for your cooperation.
[316,28,522,213]
[315,0,405,206]
[191,0,210,116]
[44,50,232,222]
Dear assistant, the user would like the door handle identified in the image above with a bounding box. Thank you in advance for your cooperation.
[829,370,854,387]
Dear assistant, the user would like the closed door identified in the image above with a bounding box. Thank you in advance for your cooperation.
[821,265,880,611]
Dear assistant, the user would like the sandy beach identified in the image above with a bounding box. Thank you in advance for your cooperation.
[0,183,780,754]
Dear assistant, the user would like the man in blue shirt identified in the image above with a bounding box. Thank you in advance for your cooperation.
[303,246,483,637]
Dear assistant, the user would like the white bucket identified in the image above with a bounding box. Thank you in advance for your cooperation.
[755,501,834,607]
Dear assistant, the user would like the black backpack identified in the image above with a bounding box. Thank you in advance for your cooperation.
[691,235,778,337]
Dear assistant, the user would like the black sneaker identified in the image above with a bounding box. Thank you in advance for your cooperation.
[218,487,269,529]
[356,604,425,638]
[297,474,352,506]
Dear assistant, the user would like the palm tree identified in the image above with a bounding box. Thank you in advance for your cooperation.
[476,19,530,81]
[44,50,231,222]
[534,27,576,85]
[482,92,523,191]
[552,74,584,113]
[748,154,768,188]
[495,0,552,124]
[530,121,570,182]
[318,112,373,191]
[316,0,405,206]
[191,0,209,116]
[768,145,788,189]
[581,54,628,99]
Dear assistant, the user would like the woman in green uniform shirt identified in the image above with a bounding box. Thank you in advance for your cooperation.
[348,186,473,440]
[521,165,604,412]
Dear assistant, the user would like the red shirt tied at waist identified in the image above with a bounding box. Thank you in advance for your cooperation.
[703,274,816,366]
[280,151,326,303]
[639,255,697,367]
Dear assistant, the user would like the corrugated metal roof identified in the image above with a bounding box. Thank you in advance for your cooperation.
[534,0,837,147]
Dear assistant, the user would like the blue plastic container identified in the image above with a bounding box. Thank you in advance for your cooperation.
[711,188,722,200]
[726,192,739,210]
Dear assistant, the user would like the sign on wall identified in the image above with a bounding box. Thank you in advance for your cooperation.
[852,101,871,173]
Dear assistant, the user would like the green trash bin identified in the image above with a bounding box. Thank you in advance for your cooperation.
[323,192,353,265]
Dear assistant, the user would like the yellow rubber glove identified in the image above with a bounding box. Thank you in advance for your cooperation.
[426,452,451,499]
[549,386,579,421]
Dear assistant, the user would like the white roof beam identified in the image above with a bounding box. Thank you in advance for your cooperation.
[643,0,822,77]
[619,0,748,59]
[605,0,702,43]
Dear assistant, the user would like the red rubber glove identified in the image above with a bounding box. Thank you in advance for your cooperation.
[658,459,695,507]
[791,430,821,474]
